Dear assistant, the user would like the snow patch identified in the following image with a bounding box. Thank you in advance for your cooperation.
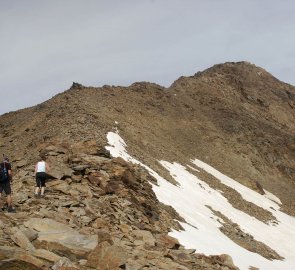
[106,131,295,270]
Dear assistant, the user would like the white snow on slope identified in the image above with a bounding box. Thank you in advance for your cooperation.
[106,131,295,270]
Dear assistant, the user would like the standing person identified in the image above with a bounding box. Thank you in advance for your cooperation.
[0,156,15,212]
[34,154,49,198]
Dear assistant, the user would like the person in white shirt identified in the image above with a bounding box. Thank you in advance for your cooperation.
[34,154,49,197]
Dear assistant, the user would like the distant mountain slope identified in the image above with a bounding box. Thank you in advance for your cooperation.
[1,61,294,214]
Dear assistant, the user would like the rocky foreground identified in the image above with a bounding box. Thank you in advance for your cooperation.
[0,142,238,270]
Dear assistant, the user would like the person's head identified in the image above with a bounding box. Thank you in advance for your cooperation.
[3,156,9,163]
[39,154,46,161]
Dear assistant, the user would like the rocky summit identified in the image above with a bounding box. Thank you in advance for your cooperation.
[0,61,294,270]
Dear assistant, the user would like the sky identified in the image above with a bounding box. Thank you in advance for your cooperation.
[1,0,295,115]
[107,131,295,270]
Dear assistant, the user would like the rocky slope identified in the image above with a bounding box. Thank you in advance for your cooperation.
[0,142,238,270]
[0,61,294,269]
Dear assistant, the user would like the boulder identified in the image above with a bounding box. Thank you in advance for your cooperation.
[132,230,156,246]
[16,160,27,168]
[47,156,73,179]
[32,248,61,262]
[86,241,127,269]
[52,182,71,194]
[24,218,97,258]
[42,145,67,155]
[0,259,44,270]
[71,183,93,198]
[14,192,29,204]
[70,140,101,155]
[19,227,38,242]
[71,164,90,172]
[0,246,48,268]
[157,234,180,249]
[80,154,110,167]
[71,174,82,183]
[10,227,35,251]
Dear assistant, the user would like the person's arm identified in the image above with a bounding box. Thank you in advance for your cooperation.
[8,163,12,181]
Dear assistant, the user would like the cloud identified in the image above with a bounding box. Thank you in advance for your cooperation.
[1,0,295,114]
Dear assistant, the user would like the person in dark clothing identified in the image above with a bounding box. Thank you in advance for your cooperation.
[0,157,15,212]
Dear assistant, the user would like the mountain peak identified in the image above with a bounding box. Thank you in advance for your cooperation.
[70,82,86,90]
[0,62,294,269]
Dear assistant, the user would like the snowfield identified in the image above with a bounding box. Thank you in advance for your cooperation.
[106,131,295,270]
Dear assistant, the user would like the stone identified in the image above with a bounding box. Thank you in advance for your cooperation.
[219,254,236,268]
[42,145,67,155]
[71,183,93,198]
[15,253,45,268]
[119,224,131,234]
[46,179,65,187]
[132,230,156,246]
[88,174,101,186]
[70,140,100,155]
[0,246,20,260]
[47,156,74,179]
[52,182,71,194]
[10,227,35,251]
[32,248,61,262]
[0,259,43,270]
[157,234,180,249]
[24,218,74,233]
[80,154,110,166]
[16,160,27,168]
[71,174,82,183]
[71,165,90,172]
[24,218,97,257]
[86,241,127,269]
[14,192,29,204]
[97,230,113,244]
[20,225,38,242]
[51,256,76,270]
[92,218,109,229]
[80,216,93,224]
[58,267,79,270]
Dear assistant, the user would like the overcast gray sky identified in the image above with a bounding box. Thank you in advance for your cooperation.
[1,0,295,115]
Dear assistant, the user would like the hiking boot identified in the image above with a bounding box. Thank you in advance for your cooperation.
[7,206,16,213]
[40,194,45,198]
[34,193,40,198]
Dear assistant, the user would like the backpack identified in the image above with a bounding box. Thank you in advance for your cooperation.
[0,163,9,182]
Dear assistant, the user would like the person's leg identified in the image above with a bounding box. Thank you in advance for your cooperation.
[40,173,46,196]
[35,187,40,195]
[7,194,12,207]
[35,173,41,196]
[0,187,2,209]
[4,182,15,212]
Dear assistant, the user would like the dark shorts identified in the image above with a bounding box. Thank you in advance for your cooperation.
[0,181,12,195]
[36,172,47,187]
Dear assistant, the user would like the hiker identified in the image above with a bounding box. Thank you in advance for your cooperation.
[34,154,49,197]
[0,156,15,212]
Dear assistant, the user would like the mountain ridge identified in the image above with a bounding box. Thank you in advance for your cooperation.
[1,61,294,209]
[0,61,295,269]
